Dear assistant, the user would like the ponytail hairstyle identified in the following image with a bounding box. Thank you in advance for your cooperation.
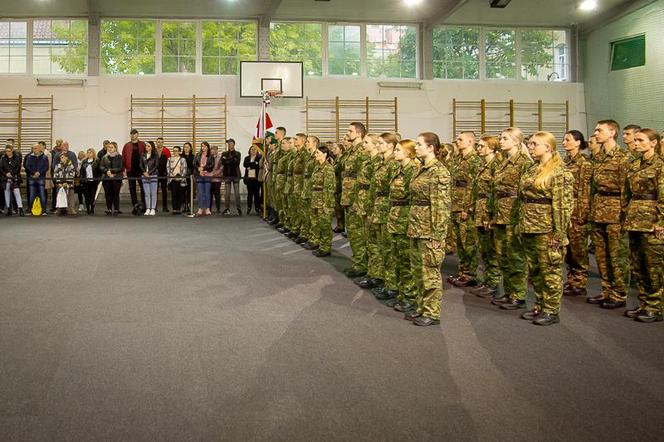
[398,139,417,159]
[480,134,500,152]
[380,132,399,151]
[502,127,528,155]
[532,131,563,190]
[318,145,335,163]
[418,132,441,156]
[565,130,588,151]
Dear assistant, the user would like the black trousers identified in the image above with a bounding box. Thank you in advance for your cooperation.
[159,177,168,210]
[83,180,97,210]
[210,181,221,211]
[103,180,122,211]
[169,181,185,212]
[245,179,261,212]
[128,171,145,209]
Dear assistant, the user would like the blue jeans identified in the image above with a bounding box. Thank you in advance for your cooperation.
[142,177,158,210]
[196,176,211,210]
[28,179,46,210]
[4,181,23,209]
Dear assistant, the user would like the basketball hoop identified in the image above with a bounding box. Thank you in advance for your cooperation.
[266,90,282,98]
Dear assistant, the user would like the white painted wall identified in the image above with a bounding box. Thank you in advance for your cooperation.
[2,75,585,155]
[582,0,664,133]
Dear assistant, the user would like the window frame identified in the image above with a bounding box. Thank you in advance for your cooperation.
[0,20,30,76]
[100,18,158,77]
[159,19,199,76]
[365,23,419,80]
[432,25,481,81]
[269,20,325,77]
[326,22,364,78]
[201,19,258,77]
[31,18,89,76]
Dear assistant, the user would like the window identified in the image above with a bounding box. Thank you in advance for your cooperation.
[270,22,322,76]
[611,35,645,71]
[162,21,196,73]
[433,26,480,80]
[521,29,567,81]
[366,24,416,78]
[485,29,516,79]
[101,20,155,75]
[33,19,87,75]
[0,21,27,74]
[202,21,256,75]
[328,25,360,76]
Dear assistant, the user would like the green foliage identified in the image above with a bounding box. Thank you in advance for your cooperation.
[162,21,195,73]
[432,27,480,79]
[202,21,256,75]
[367,25,417,78]
[49,20,88,74]
[520,30,559,79]
[328,25,360,76]
[270,23,322,76]
[101,20,156,74]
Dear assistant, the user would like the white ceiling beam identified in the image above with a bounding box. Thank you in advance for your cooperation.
[260,0,283,27]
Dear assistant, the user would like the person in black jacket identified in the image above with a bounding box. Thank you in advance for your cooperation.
[99,142,124,215]
[24,143,50,215]
[1,145,24,216]
[222,138,242,215]
[243,142,262,215]
[182,142,195,214]
[194,141,215,216]
[141,141,159,216]
[156,137,170,213]
[80,148,100,215]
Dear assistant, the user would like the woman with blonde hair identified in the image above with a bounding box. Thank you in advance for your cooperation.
[492,127,533,309]
[518,131,573,325]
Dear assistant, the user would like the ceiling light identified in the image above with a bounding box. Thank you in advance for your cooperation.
[404,0,424,6]
[579,0,598,11]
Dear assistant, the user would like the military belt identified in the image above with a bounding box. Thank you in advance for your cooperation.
[632,193,657,201]
[343,171,357,178]
[477,192,489,198]
[523,197,552,205]
[358,183,370,190]
[454,180,468,188]
[412,200,430,206]
[376,191,389,197]
[497,191,517,199]
[391,199,409,206]
[598,190,621,197]
[312,186,324,192]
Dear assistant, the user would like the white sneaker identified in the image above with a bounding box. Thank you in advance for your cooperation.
[78,204,85,212]
[150,209,156,216]
[144,210,150,216]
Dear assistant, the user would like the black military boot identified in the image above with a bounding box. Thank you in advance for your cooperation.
[500,299,526,310]
[532,313,560,326]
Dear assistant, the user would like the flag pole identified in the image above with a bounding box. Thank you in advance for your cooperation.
[261,90,268,219]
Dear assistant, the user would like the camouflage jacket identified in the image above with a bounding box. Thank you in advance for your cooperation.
[268,142,282,189]
[387,160,419,235]
[301,150,317,201]
[310,161,336,214]
[624,154,664,232]
[341,140,366,207]
[492,150,533,225]
[407,157,451,241]
[590,145,630,224]
[291,148,308,196]
[369,156,400,224]
[280,149,294,195]
[452,150,482,213]
[352,153,381,217]
[564,152,593,223]
[472,155,499,229]
[518,159,573,245]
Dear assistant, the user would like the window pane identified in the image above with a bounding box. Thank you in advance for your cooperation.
[366,24,416,79]
[33,19,88,75]
[101,20,156,74]
[0,21,28,73]
[162,22,196,73]
[433,26,479,79]
[270,22,322,76]
[521,29,567,81]
[485,29,515,79]
[327,24,360,76]
[611,35,645,71]
[202,21,257,75]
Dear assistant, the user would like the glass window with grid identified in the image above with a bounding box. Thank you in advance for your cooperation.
[328,25,360,76]
[269,22,322,76]
[202,21,256,75]
[101,20,156,75]
[433,26,479,80]
[0,21,27,74]
[33,19,88,75]
[485,29,516,79]
[366,24,416,78]
[521,29,568,81]
[162,21,196,73]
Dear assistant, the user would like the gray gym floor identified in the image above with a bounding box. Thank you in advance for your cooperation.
[1,214,662,440]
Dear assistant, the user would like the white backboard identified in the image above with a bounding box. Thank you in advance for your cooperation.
[240,61,304,98]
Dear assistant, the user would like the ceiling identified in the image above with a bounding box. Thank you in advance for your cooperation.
[0,0,648,28]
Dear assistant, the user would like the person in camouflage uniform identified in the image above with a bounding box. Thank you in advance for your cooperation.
[276,137,293,233]
[296,135,319,246]
[469,134,501,299]
[587,120,631,309]
[492,127,532,309]
[383,139,420,312]
[309,145,337,257]
[267,127,286,225]
[284,134,308,239]
[622,124,642,163]
[342,123,370,278]
[623,129,664,323]
[518,132,573,325]
[404,132,451,327]
[562,130,593,297]
[334,139,351,233]
[448,131,482,287]
[443,142,460,255]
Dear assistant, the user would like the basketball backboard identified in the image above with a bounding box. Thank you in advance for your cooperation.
[240,61,304,98]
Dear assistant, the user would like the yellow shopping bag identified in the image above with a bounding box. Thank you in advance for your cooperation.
[31,197,43,217]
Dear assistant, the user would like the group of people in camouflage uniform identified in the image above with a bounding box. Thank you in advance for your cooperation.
[260,119,663,327]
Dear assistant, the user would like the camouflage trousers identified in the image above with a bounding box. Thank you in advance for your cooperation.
[345,208,367,272]
[411,237,446,320]
[494,224,528,301]
[299,198,312,239]
[335,186,345,230]
[522,233,564,314]
[592,223,628,302]
[311,209,333,253]
[289,195,302,234]
[384,233,418,303]
[445,221,457,254]
[366,222,386,280]
[565,221,590,288]
[279,193,291,227]
[628,231,664,313]
[451,212,478,278]
[477,227,501,289]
